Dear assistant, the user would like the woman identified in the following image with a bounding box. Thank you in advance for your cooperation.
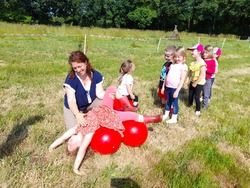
[49,86,162,175]
[63,51,105,129]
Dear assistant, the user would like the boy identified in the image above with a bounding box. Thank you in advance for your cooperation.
[157,45,176,107]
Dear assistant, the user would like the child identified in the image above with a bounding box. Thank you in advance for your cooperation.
[49,86,162,175]
[157,45,176,107]
[184,44,206,116]
[161,46,188,123]
[210,47,222,100]
[117,60,138,108]
[202,45,216,109]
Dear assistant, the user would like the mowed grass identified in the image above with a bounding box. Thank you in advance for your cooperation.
[0,22,249,187]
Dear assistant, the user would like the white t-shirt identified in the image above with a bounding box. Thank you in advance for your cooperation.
[166,63,188,88]
[118,74,133,96]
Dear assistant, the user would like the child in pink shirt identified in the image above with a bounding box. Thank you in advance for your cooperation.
[161,46,188,123]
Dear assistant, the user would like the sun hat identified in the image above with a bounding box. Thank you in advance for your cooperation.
[187,44,204,53]
[213,47,222,56]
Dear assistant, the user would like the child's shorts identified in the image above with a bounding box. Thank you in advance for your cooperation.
[157,89,167,101]
[127,94,139,107]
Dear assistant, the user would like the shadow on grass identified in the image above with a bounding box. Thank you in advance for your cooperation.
[111,177,140,188]
[0,115,44,159]
[179,88,189,105]
[150,87,161,106]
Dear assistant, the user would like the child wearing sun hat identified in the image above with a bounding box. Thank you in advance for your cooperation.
[202,45,216,109]
[209,47,222,101]
[184,44,206,116]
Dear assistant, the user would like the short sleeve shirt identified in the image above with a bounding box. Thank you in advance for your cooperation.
[63,70,103,111]
[118,74,133,96]
[166,63,188,88]
[189,61,206,85]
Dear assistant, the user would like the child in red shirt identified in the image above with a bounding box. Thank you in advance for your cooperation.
[202,45,216,109]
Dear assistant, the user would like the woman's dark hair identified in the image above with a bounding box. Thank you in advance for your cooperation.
[68,51,95,80]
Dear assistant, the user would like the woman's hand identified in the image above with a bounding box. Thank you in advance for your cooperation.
[75,113,87,126]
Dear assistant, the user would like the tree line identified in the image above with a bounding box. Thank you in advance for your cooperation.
[0,0,249,36]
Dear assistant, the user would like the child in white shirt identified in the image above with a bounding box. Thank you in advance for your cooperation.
[118,60,138,107]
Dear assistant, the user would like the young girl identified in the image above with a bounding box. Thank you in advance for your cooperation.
[117,60,138,109]
[184,44,206,116]
[202,45,216,109]
[49,86,162,175]
[157,45,176,107]
[161,46,188,123]
[210,47,222,100]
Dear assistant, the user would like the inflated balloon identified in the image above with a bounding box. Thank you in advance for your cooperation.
[122,120,148,147]
[113,99,123,111]
[113,99,134,111]
[90,126,122,155]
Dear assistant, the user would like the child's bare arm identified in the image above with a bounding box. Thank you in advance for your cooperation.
[49,127,77,152]
[126,84,135,99]
[183,70,191,89]
[161,78,166,94]
[174,71,187,98]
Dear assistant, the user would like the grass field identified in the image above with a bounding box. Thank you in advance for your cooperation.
[0,22,250,187]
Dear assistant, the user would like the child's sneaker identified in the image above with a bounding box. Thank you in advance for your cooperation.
[195,111,201,116]
[162,110,170,122]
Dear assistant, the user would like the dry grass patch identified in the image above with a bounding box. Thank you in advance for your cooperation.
[217,142,250,170]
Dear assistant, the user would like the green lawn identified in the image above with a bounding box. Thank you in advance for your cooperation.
[0,22,249,187]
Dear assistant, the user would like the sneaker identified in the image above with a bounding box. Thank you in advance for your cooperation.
[166,119,177,124]
[162,114,169,122]
[195,111,201,116]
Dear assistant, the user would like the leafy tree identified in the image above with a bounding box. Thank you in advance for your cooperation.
[127,7,157,29]
[0,0,249,35]
[0,0,32,23]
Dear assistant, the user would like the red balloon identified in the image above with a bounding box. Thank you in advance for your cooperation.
[90,126,122,155]
[113,99,134,111]
[113,99,123,111]
[122,120,148,147]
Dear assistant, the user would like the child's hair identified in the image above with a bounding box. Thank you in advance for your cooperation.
[165,45,176,53]
[204,45,214,59]
[174,46,187,64]
[65,145,79,156]
[117,60,133,84]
